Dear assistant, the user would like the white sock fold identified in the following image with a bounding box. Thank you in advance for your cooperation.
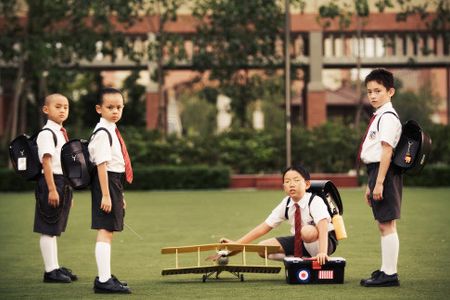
[380,232,399,275]
[95,242,111,283]
[40,235,59,272]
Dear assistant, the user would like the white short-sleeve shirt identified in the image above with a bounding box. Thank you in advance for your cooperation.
[36,120,67,175]
[265,192,334,235]
[360,102,402,164]
[88,118,125,173]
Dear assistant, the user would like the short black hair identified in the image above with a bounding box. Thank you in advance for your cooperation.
[282,164,311,181]
[364,68,394,90]
[97,87,123,105]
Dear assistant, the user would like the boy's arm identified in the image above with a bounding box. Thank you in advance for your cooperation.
[372,142,393,201]
[97,162,112,213]
[316,218,329,265]
[218,222,273,257]
[42,154,59,207]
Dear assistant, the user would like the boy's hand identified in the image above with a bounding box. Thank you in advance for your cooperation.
[123,198,127,210]
[220,237,234,244]
[315,252,329,265]
[372,182,384,201]
[364,185,371,207]
[100,196,112,213]
[48,190,60,207]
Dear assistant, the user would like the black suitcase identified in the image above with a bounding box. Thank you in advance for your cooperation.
[284,257,346,284]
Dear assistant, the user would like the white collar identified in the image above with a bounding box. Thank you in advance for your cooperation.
[45,119,63,130]
[99,117,117,131]
[288,192,311,209]
[374,102,393,116]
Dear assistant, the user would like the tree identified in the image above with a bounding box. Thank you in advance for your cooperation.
[316,0,449,127]
[0,0,145,145]
[192,0,288,127]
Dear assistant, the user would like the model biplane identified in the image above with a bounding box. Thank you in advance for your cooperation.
[161,243,281,282]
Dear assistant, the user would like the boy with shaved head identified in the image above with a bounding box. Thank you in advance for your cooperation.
[34,93,77,283]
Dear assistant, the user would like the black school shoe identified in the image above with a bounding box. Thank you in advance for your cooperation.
[360,269,382,286]
[59,267,78,281]
[95,275,128,286]
[362,271,400,287]
[43,269,71,283]
[93,277,131,294]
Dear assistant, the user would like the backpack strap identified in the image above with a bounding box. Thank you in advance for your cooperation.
[377,111,399,131]
[308,193,316,219]
[38,128,57,146]
[284,197,291,219]
[90,127,112,146]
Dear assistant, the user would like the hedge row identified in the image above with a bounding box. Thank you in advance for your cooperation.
[403,164,450,187]
[0,165,230,192]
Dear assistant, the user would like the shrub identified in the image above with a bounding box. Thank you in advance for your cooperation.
[0,166,230,191]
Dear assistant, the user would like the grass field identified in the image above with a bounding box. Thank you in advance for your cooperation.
[1,187,450,299]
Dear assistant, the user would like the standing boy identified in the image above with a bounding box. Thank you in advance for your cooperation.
[359,68,402,287]
[219,165,337,266]
[35,93,77,283]
[88,88,132,294]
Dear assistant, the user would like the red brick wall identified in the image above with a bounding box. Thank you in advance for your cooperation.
[306,90,326,128]
[146,91,159,130]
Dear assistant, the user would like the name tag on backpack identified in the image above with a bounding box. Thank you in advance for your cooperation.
[18,157,27,171]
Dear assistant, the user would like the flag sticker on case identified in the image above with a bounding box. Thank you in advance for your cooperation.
[318,270,334,279]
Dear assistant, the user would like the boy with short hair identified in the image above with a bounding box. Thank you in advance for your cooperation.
[219,164,338,265]
[88,87,132,294]
[35,93,77,283]
[359,68,402,287]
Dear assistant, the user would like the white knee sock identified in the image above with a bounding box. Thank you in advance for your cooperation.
[53,236,60,269]
[40,235,58,272]
[380,232,399,275]
[95,242,111,283]
[268,253,286,261]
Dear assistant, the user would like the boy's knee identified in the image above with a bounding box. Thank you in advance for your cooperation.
[97,229,113,243]
[301,225,318,243]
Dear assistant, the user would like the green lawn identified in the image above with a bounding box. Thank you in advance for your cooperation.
[1,188,450,299]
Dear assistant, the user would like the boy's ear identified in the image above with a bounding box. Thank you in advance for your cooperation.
[305,180,311,190]
[388,87,395,97]
[42,105,49,114]
[95,104,102,114]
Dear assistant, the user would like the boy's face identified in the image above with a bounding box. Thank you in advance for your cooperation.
[366,80,395,110]
[96,93,124,123]
[42,95,69,125]
[283,170,311,201]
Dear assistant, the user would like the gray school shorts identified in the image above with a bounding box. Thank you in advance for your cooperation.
[366,163,403,222]
[34,174,73,236]
[91,171,125,232]
[276,231,338,257]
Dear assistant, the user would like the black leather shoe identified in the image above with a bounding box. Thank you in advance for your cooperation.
[59,267,78,281]
[112,274,128,286]
[43,269,72,283]
[94,277,131,294]
[363,271,400,287]
[360,269,382,286]
[95,275,128,287]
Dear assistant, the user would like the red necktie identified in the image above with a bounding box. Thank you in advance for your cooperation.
[294,203,303,258]
[357,114,376,165]
[115,128,133,184]
[60,127,69,142]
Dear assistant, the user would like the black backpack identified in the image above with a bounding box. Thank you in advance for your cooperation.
[377,112,432,175]
[284,180,343,220]
[61,128,112,190]
[9,129,57,181]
